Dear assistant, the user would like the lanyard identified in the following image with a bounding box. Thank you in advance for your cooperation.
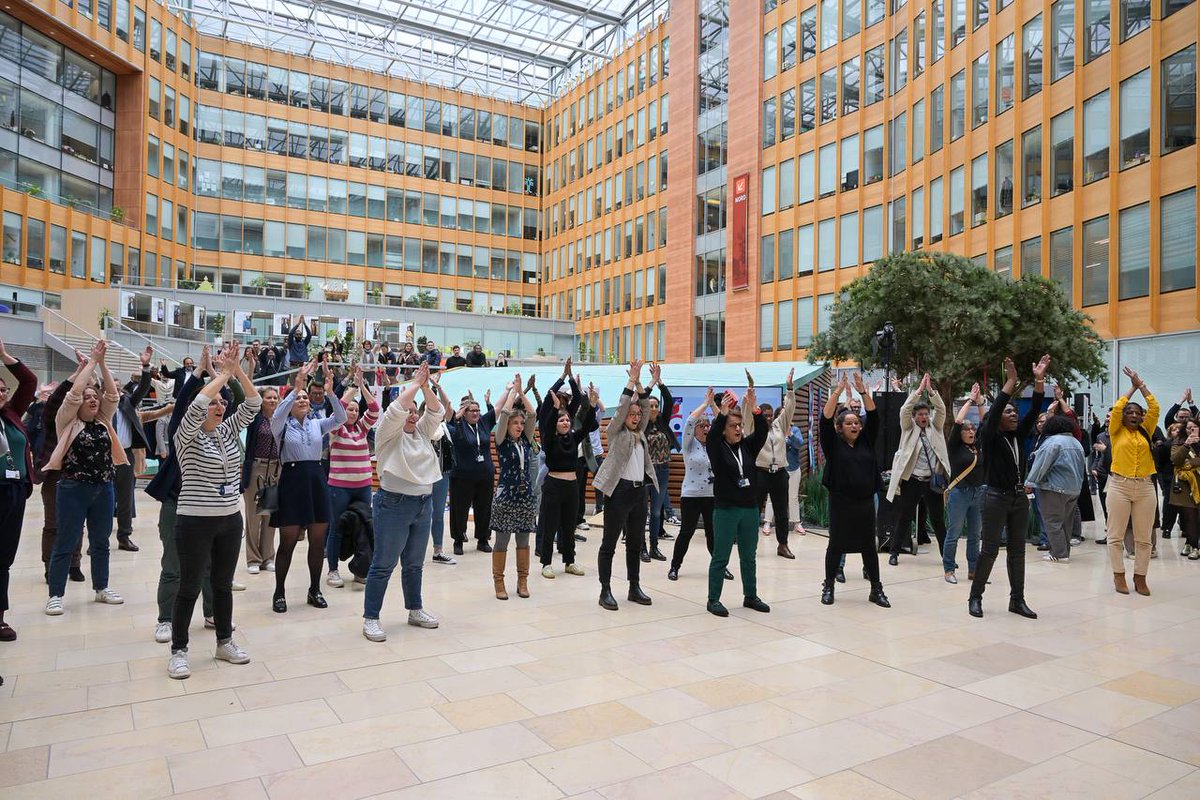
[726,442,745,479]
[467,421,481,452]
[1004,437,1020,470]
[516,439,525,473]
[0,418,11,466]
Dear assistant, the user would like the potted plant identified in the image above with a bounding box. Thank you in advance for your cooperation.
[249,276,269,295]
[23,183,43,198]
[211,313,225,336]
[302,281,314,299]
[97,308,113,332]
[109,206,125,222]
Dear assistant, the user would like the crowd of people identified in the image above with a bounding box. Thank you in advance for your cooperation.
[0,335,1191,681]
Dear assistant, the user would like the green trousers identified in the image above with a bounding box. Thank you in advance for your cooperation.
[709,505,758,602]
[156,498,214,622]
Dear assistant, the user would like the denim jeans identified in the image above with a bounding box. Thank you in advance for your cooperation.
[50,479,114,597]
[647,463,671,548]
[943,484,983,574]
[326,485,373,571]
[429,473,450,549]
[1032,488,1048,546]
[365,490,431,619]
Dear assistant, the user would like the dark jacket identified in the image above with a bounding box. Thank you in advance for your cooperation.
[341,499,374,578]
[240,411,279,492]
[447,404,497,480]
[422,348,442,367]
[146,371,210,502]
[707,409,769,507]
[444,354,467,369]
[160,364,195,398]
[1,358,36,491]
[286,322,312,366]
[116,367,152,451]
[651,383,681,451]
[465,351,488,368]
[21,399,46,472]
[33,379,72,482]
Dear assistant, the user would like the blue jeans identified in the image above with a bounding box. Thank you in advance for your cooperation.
[430,473,450,549]
[1032,488,1048,546]
[365,490,431,619]
[647,463,671,548]
[944,484,983,574]
[50,479,114,596]
[326,485,373,571]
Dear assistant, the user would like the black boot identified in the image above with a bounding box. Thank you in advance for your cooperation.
[835,567,846,583]
[69,566,86,582]
[821,581,835,605]
[477,540,493,553]
[118,535,139,552]
[627,583,652,605]
[1008,598,1038,619]
[639,546,651,563]
[868,584,891,608]
[862,567,869,581]
[968,596,983,618]
[743,596,770,612]
[724,569,734,581]
[598,584,618,611]
[888,553,898,566]
[649,547,667,561]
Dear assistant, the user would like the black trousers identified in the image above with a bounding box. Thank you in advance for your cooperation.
[891,478,946,556]
[114,447,136,538]
[0,481,28,612]
[171,512,242,652]
[755,468,791,545]
[671,496,715,571]
[538,476,579,566]
[598,480,647,586]
[449,474,494,544]
[1179,506,1199,549]
[575,457,591,523]
[969,488,1029,602]
[1159,473,1180,534]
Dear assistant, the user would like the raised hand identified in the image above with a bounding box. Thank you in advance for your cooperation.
[550,391,561,409]
[970,382,982,404]
[484,389,491,406]
[1186,388,1194,404]
[744,368,755,389]
[1054,383,1064,402]
[852,372,867,395]
[705,386,715,406]
[513,373,523,391]
[1123,365,1143,388]
[720,390,737,413]
[1003,357,1018,383]
[564,356,573,377]
[920,372,931,393]
[628,360,643,382]
[415,362,431,386]
[588,383,600,406]
[786,367,795,391]
[746,385,757,410]
[1032,354,1051,381]
[526,374,536,390]
[140,345,153,367]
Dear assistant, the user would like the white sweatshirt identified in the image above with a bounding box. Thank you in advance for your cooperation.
[376,400,444,495]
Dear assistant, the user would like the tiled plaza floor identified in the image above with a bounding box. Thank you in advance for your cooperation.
[2,501,1199,799]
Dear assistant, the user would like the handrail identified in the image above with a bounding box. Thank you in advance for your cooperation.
[40,307,143,367]
[115,321,182,368]
[39,306,101,343]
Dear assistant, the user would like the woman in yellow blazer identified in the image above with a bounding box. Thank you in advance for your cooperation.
[1105,366,1159,596]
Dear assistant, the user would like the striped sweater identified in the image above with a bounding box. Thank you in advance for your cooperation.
[328,398,380,488]
[175,392,261,517]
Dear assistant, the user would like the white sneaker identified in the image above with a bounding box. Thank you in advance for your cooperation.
[565,563,585,576]
[204,617,237,631]
[231,580,246,592]
[431,552,457,565]
[94,588,124,604]
[154,621,173,643]
[214,639,250,664]
[326,570,345,588]
[576,522,591,531]
[1042,555,1070,563]
[45,596,64,616]
[541,565,556,579]
[168,650,190,679]
[408,608,439,629]
[264,559,275,572]
[1182,544,1192,557]
[1190,550,1200,561]
[247,563,260,575]
[363,618,387,642]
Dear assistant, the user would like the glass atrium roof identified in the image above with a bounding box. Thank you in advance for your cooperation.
[176,0,668,105]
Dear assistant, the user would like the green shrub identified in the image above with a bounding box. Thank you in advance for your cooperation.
[800,467,830,527]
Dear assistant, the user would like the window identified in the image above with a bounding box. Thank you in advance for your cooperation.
[913,13,926,76]
[840,212,859,268]
[912,99,925,162]
[890,197,906,252]
[1161,188,1197,292]
[995,140,1014,218]
[764,28,778,81]
[819,143,836,196]
[891,30,907,95]
[798,151,815,204]
[820,0,837,50]
[950,71,965,141]
[865,125,884,183]
[780,158,796,209]
[1118,203,1149,299]
[949,166,964,235]
[1121,0,1151,41]
[843,57,860,116]
[1165,0,1195,16]
[781,17,797,70]
[889,115,906,176]
[996,36,1015,116]
[1084,0,1110,62]
[843,0,861,39]
[841,134,859,190]
[912,187,925,248]
[863,206,883,262]
[798,224,814,274]
[762,166,777,215]
[932,0,945,63]
[820,69,837,123]
[972,53,988,127]
[1082,90,1109,183]
[797,297,814,347]
[800,8,817,62]
[763,98,777,148]
[930,177,944,242]
[133,7,145,51]
[1051,109,1074,196]
[865,46,885,106]
[931,85,944,153]
[777,299,794,350]
[818,218,836,271]
[761,305,775,351]
[1021,237,1042,279]
[2,212,21,267]
[761,234,775,283]
[1052,1,1074,81]
[800,78,816,132]
[781,89,796,140]
[1050,227,1072,295]
[1022,126,1042,207]
[971,154,988,225]
[1163,46,1196,154]
[950,0,965,47]
[1082,216,1109,305]
[995,246,1013,278]
[972,0,988,29]
[1120,70,1151,168]
[1023,15,1043,99]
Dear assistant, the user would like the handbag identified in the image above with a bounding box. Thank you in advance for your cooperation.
[920,434,948,493]
[254,422,282,516]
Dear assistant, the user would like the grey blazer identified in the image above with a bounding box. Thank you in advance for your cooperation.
[593,388,657,497]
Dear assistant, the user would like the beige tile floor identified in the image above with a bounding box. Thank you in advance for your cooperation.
[2,501,1200,799]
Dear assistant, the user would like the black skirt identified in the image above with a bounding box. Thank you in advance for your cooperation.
[271,460,330,528]
[828,492,877,552]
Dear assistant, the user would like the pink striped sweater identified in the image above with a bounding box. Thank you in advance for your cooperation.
[328,399,380,488]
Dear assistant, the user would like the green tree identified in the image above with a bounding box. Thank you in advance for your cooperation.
[808,252,1108,428]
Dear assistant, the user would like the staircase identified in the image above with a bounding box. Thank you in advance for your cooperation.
[40,308,152,378]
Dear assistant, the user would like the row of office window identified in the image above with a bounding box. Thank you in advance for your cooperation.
[759,293,836,352]
[547,207,669,280]
[549,37,669,146]
[190,212,538,281]
[547,95,668,193]
[195,51,541,153]
[553,267,668,321]
[0,11,120,110]
[191,158,539,240]
[193,105,541,196]
[548,150,668,237]
[2,208,165,285]
[576,323,666,366]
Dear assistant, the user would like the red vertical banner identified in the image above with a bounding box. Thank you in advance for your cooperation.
[730,172,749,290]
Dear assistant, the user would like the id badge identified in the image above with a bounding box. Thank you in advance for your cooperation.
[218,482,238,497]
[738,478,751,488]
[476,454,485,462]
[4,469,19,481]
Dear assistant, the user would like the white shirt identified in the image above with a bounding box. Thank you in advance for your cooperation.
[621,439,646,482]
[112,406,133,449]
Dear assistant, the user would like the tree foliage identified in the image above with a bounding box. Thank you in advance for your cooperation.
[808,252,1108,424]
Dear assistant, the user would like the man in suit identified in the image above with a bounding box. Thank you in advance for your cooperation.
[885,373,951,566]
[113,346,154,552]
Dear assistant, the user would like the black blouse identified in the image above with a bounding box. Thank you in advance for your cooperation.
[63,421,115,484]
[819,413,881,499]
[947,423,984,487]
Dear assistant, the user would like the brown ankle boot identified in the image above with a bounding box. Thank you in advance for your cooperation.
[492,551,508,600]
[1113,572,1129,595]
[1133,574,1151,596]
[516,547,531,598]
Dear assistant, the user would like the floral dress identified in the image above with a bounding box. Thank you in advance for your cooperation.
[491,433,537,534]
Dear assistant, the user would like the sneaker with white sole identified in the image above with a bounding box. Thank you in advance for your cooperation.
[1042,555,1070,563]
[204,617,237,631]
[94,588,124,604]
[45,596,64,616]
[231,580,246,592]
[326,570,345,588]
[541,565,555,579]
[431,552,457,565]
[1183,544,1193,557]
[214,639,250,664]
[264,559,275,572]
[363,618,387,642]
[247,563,260,575]
[565,563,585,576]
[576,522,591,531]
[1190,550,1200,561]
[168,650,190,679]
[408,608,439,628]
[154,621,172,643]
